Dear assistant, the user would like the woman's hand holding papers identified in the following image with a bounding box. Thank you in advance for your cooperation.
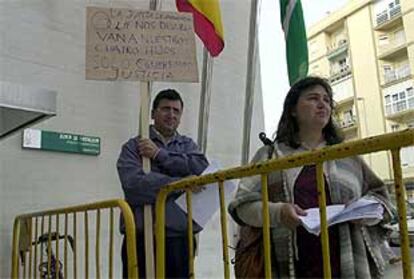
[280,203,307,230]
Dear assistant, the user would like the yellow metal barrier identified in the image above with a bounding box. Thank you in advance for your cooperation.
[155,129,414,279]
[10,130,414,278]
[11,199,138,279]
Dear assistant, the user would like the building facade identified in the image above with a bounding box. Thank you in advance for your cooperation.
[307,0,414,197]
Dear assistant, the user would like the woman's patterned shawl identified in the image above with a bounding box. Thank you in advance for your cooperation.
[228,143,394,278]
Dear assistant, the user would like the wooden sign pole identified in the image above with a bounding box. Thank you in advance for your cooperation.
[139,81,155,278]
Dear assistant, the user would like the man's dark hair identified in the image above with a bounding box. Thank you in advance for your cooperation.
[152,89,184,110]
[275,76,343,148]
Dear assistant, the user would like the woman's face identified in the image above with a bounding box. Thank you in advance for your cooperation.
[292,85,332,131]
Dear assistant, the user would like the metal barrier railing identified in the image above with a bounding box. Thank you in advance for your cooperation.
[155,129,414,279]
[10,129,414,279]
[11,199,138,279]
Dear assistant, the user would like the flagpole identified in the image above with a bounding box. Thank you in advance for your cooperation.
[197,48,214,153]
[241,0,261,165]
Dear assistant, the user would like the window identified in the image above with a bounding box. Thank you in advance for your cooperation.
[401,146,414,167]
[341,109,354,127]
[395,100,406,112]
[401,121,414,167]
[394,29,405,44]
[406,87,414,110]
[385,94,392,114]
[385,105,392,115]
[384,86,414,115]
[389,0,400,8]
[392,93,398,102]
[309,40,318,57]
[407,87,413,97]
[383,65,394,83]
[337,58,349,73]
[408,88,414,109]
[409,98,414,109]
[376,10,388,25]
[344,110,353,121]
[390,0,401,18]
[391,124,399,132]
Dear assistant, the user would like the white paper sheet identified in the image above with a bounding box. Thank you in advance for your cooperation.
[175,161,237,228]
[299,197,384,235]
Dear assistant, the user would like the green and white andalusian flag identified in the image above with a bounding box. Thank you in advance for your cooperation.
[280,0,309,85]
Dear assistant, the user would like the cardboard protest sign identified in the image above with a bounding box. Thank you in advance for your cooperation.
[86,7,199,82]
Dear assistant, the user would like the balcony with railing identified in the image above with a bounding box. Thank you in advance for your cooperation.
[375,5,402,29]
[326,39,348,60]
[339,116,357,129]
[337,114,358,140]
[332,76,354,105]
[384,64,411,85]
[330,64,352,83]
[378,36,407,60]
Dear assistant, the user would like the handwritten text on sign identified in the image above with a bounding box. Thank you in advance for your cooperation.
[86,7,198,82]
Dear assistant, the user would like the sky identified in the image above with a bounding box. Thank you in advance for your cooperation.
[259,0,348,135]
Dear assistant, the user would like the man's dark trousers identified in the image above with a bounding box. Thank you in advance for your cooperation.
[122,233,190,278]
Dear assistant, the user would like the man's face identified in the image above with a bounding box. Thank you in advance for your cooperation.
[152,99,183,137]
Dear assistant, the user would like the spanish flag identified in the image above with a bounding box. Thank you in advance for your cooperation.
[176,0,224,57]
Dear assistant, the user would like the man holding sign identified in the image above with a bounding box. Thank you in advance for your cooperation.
[117,89,208,278]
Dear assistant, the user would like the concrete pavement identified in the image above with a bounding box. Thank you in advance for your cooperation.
[384,247,414,278]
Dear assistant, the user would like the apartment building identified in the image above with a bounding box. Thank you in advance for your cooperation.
[307,0,414,197]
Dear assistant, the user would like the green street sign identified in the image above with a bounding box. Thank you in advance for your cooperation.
[23,129,100,155]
